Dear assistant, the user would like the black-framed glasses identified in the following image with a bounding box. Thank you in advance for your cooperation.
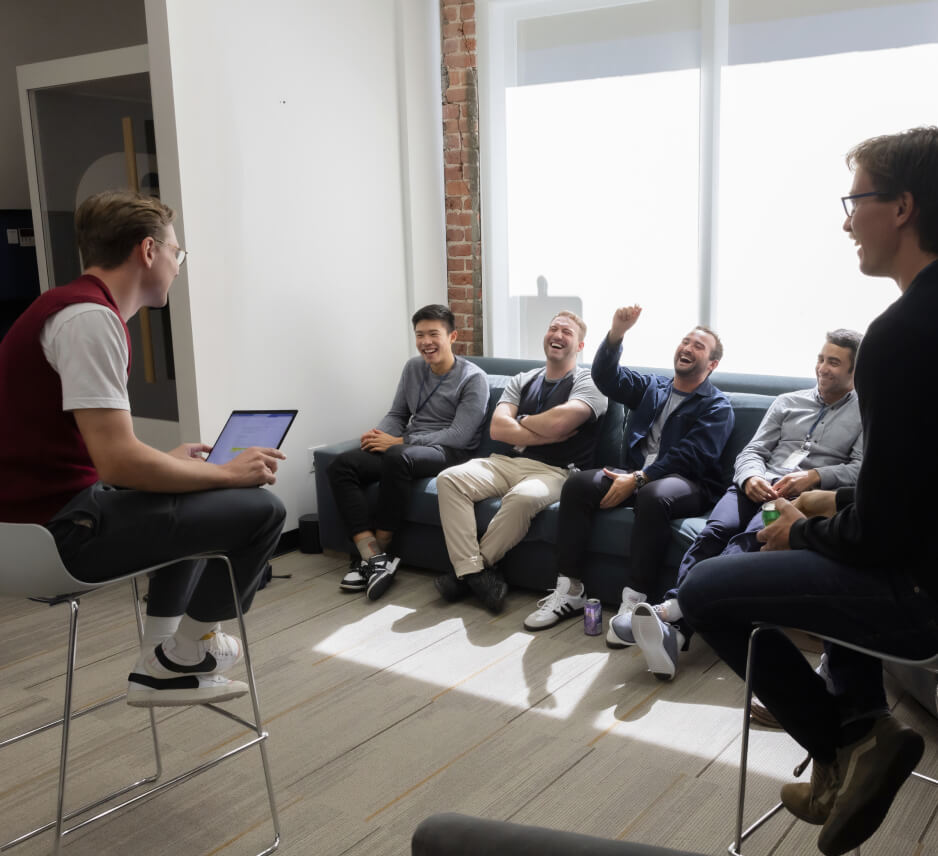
[153,237,188,266]
[841,192,889,218]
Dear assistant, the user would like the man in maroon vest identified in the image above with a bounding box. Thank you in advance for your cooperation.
[0,191,286,707]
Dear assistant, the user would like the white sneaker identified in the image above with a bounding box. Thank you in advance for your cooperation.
[523,576,587,631]
[145,630,243,678]
[127,672,248,707]
[606,586,646,648]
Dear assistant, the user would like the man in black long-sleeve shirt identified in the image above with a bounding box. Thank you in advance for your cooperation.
[679,126,938,856]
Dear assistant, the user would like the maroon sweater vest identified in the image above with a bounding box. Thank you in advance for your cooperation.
[0,275,130,523]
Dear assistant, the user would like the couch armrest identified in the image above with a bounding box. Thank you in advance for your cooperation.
[313,439,361,553]
[412,814,707,856]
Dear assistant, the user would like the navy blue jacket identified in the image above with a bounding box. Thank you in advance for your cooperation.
[591,336,734,504]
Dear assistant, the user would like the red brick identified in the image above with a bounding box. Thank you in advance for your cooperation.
[446,180,469,196]
[447,52,471,69]
[442,5,460,22]
[447,256,465,271]
[443,133,460,149]
[446,228,465,242]
[446,86,468,103]
[450,299,473,315]
[443,22,462,38]
[447,212,472,227]
[449,273,473,287]
[444,166,462,182]
[442,104,459,120]
[449,242,472,257]
[462,197,475,210]
[462,19,476,37]
[465,37,476,52]
[444,149,464,165]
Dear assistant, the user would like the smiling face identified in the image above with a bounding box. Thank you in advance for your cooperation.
[815,341,855,404]
[673,328,718,383]
[842,166,900,279]
[415,318,458,374]
[542,314,584,366]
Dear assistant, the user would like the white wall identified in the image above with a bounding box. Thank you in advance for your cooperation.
[145,0,446,529]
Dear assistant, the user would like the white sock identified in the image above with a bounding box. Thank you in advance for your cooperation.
[560,575,584,597]
[142,615,181,650]
[354,534,381,561]
[658,599,682,623]
[163,616,221,664]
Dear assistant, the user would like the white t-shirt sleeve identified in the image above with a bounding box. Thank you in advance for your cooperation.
[39,304,131,411]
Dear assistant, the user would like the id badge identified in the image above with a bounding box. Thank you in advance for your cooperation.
[780,448,808,470]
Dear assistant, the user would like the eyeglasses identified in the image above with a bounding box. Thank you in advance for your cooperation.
[841,191,889,218]
[153,237,188,266]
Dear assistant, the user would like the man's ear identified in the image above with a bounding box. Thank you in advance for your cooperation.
[139,237,157,269]
[576,339,585,353]
[895,190,916,229]
[449,328,458,345]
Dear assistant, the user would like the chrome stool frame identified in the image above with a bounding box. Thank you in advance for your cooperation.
[730,623,938,856]
[0,522,281,856]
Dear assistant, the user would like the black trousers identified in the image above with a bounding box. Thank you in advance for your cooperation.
[47,481,286,621]
[556,468,708,601]
[327,443,468,538]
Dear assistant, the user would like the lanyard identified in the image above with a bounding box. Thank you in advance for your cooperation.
[537,378,559,413]
[416,369,447,414]
[802,406,827,446]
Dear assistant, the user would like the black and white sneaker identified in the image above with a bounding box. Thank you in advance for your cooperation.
[340,555,371,592]
[365,553,401,601]
[523,575,586,630]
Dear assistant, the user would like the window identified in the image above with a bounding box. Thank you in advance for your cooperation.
[483,0,938,375]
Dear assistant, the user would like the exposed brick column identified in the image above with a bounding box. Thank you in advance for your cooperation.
[441,0,483,356]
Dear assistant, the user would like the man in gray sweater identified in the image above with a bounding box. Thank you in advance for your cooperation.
[327,305,488,600]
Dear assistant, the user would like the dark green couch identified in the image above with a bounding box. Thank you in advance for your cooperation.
[314,357,813,606]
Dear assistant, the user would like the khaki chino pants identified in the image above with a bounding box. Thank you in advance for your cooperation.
[436,454,570,577]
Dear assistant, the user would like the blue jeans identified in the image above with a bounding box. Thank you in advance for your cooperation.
[678,549,938,761]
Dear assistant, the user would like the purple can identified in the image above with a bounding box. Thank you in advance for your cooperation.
[584,598,602,635]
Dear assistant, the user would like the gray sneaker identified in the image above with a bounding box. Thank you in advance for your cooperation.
[606,586,646,648]
[631,602,686,681]
[818,714,924,855]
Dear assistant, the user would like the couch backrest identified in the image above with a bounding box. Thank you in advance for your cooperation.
[466,357,813,477]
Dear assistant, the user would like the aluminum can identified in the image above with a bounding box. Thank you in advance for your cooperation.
[584,598,602,635]
[762,501,781,526]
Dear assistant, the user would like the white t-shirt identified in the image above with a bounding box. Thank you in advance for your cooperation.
[39,303,130,411]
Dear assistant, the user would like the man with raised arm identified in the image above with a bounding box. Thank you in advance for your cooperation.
[0,190,286,707]
[524,307,733,668]
[434,311,607,613]
[624,330,863,682]
[327,304,488,600]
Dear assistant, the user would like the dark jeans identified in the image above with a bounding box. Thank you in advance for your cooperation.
[46,482,286,622]
[665,484,763,609]
[678,550,938,762]
[327,443,467,538]
[556,468,708,602]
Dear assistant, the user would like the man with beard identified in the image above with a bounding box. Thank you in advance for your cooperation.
[523,306,733,646]
[435,311,607,613]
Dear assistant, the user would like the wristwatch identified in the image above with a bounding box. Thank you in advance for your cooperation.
[633,471,647,490]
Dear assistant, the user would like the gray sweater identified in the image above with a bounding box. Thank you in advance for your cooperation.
[377,356,488,450]
[733,387,863,490]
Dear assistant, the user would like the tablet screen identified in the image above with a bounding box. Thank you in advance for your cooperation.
[205,410,298,465]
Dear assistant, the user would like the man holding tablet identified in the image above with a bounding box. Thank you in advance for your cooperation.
[0,190,287,708]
